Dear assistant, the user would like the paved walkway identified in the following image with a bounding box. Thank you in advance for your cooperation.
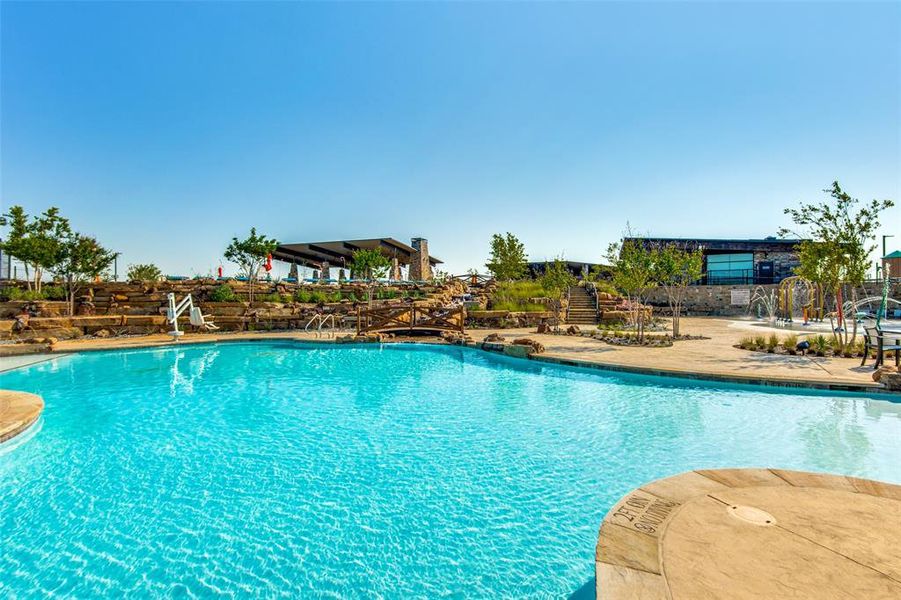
[597,468,901,599]
[469,317,885,391]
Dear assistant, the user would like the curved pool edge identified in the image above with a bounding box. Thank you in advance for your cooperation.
[596,468,901,599]
[0,389,44,444]
[35,331,896,396]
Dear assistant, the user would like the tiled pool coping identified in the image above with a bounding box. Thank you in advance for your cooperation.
[597,469,901,599]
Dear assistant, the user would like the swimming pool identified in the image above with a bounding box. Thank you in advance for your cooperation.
[1,342,899,597]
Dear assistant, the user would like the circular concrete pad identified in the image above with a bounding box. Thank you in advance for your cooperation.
[596,469,901,599]
[0,390,43,444]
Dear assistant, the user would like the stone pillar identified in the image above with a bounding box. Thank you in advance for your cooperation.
[320,261,330,282]
[409,238,431,281]
[288,263,299,281]
[390,258,401,281]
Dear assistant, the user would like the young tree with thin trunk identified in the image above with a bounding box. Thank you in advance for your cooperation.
[780,182,894,352]
[606,235,656,343]
[652,243,703,338]
[349,248,390,306]
[55,234,117,316]
[225,228,279,303]
[0,206,71,293]
[540,258,577,331]
[486,232,528,281]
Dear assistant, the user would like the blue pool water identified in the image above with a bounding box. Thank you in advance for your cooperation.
[1,342,899,597]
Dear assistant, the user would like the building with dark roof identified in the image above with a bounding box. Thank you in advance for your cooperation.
[625,236,805,285]
[272,237,441,281]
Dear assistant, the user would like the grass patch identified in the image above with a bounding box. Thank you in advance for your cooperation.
[490,280,548,312]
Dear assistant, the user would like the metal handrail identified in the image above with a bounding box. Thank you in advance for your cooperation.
[305,313,337,338]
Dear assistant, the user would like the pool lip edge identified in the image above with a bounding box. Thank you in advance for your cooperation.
[15,332,897,397]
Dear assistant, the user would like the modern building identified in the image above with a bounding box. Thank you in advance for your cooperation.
[624,236,805,285]
[527,260,611,280]
[272,237,441,281]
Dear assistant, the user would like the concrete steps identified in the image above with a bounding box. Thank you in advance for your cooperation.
[566,286,599,325]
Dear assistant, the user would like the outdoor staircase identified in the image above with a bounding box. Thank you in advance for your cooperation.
[566,286,599,325]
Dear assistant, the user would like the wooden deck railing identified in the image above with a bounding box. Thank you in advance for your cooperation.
[357,304,465,335]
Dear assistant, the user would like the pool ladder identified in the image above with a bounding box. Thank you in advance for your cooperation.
[305,314,336,338]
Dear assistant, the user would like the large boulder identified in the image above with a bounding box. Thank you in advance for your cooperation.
[512,338,545,354]
[484,332,504,343]
[566,325,581,335]
[872,366,899,383]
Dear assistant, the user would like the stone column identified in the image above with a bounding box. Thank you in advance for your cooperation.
[288,263,299,281]
[320,261,330,282]
[409,238,431,281]
[390,258,401,281]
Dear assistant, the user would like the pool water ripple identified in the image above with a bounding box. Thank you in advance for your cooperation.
[0,342,899,597]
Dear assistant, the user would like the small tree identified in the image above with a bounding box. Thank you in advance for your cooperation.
[606,236,656,342]
[0,206,71,292]
[486,232,528,281]
[224,228,279,303]
[780,182,894,352]
[540,258,577,331]
[127,263,162,283]
[55,234,117,316]
[350,248,391,306]
[652,243,703,338]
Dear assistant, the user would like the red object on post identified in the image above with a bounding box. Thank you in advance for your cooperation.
[264,253,273,272]
[217,265,223,278]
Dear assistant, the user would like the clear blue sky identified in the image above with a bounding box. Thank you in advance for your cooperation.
[2,1,899,277]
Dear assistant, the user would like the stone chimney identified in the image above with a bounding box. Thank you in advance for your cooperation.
[390,257,402,281]
[409,238,431,281]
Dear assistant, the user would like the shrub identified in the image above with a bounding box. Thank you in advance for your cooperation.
[309,291,328,304]
[766,333,779,353]
[753,335,767,349]
[127,263,162,283]
[853,338,867,357]
[0,287,48,301]
[260,292,290,303]
[738,336,756,350]
[811,334,829,356]
[209,284,237,302]
[42,285,67,300]
[328,292,342,303]
[782,334,798,354]
[294,289,312,303]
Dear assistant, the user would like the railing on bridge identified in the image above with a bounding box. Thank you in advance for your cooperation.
[356,304,465,335]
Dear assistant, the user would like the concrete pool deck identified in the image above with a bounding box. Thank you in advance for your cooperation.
[468,317,889,392]
[0,390,43,443]
[597,468,901,599]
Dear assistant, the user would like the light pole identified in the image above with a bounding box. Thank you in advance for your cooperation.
[877,234,894,279]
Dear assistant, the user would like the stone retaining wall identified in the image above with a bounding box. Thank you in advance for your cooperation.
[644,282,896,316]
[1,279,465,340]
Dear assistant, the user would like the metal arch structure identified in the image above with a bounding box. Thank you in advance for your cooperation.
[777,276,824,323]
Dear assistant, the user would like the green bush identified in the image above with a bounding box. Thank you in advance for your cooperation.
[592,281,617,296]
[738,336,755,350]
[294,289,313,303]
[43,285,66,300]
[811,334,829,356]
[209,284,237,302]
[0,287,49,301]
[753,335,767,349]
[309,291,328,304]
[766,333,779,352]
[782,333,798,354]
[127,263,163,283]
[376,289,398,300]
[260,292,290,303]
